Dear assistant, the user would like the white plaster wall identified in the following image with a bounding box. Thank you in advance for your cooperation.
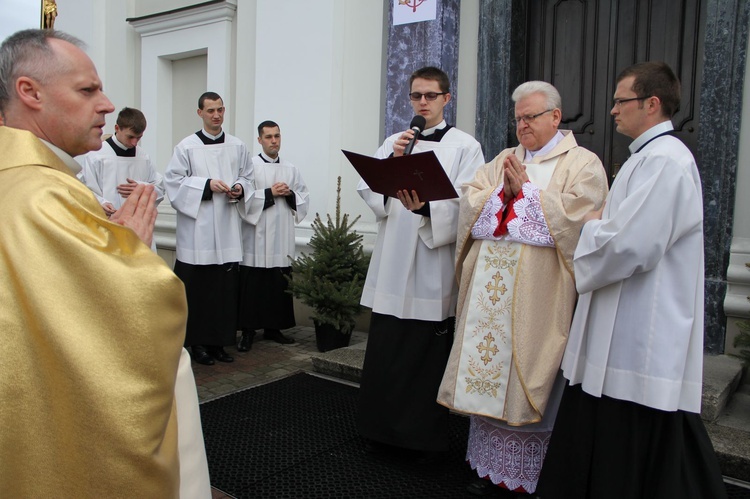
[171,55,209,145]
[133,0,202,18]
[55,0,137,132]
[250,0,386,243]
[0,0,41,41]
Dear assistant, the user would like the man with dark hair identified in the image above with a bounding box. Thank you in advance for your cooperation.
[0,29,190,497]
[165,91,254,366]
[77,107,165,231]
[536,61,727,498]
[357,66,485,459]
[409,65,450,95]
[237,120,309,350]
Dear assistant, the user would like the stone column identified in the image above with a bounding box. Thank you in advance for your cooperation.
[699,0,750,353]
[384,0,461,139]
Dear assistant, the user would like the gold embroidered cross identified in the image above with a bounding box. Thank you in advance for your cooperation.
[476,333,499,365]
[485,272,507,305]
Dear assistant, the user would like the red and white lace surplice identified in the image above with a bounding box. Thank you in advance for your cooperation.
[471,182,554,247]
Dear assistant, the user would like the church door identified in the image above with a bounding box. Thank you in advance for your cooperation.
[523,0,705,180]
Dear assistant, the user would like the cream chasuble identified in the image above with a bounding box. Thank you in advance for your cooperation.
[438,131,608,425]
[452,161,556,418]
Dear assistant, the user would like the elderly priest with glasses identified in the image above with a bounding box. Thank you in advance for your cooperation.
[438,81,608,495]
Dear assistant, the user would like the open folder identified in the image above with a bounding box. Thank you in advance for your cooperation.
[342,149,458,202]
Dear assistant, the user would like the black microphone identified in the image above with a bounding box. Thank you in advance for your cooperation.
[403,115,426,156]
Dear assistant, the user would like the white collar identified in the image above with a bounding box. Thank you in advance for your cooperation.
[524,130,565,162]
[260,151,279,163]
[111,134,132,151]
[202,129,224,140]
[629,121,673,154]
[40,139,81,175]
[421,120,447,136]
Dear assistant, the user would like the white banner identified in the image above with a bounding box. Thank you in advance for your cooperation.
[393,0,437,26]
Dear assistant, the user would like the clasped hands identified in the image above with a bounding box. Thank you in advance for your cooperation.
[110,183,157,247]
[100,177,141,216]
[502,155,605,222]
[271,182,292,197]
[503,155,529,199]
[210,179,243,199]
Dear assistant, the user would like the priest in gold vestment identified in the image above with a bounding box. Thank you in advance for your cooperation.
[0,30,187,497]
[437,81,608,495]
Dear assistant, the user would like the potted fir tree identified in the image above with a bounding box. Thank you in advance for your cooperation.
[287,176,369,352]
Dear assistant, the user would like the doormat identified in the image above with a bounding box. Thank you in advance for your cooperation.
[200,372,750,499]
[200,372,503,498]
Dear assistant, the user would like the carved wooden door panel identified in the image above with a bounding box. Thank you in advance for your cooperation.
[524,0,705,181]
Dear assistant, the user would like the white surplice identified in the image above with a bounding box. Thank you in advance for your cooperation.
[164,132,255,265]
[240,155,309,268]
[562,121,705,413]
[358,125,485,321]
[77,138,165,209]
[174,348,211,499]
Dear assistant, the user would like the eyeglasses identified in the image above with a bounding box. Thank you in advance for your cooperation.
[409,92,447,101]
[512,109,554,127]
[612,96,649,108]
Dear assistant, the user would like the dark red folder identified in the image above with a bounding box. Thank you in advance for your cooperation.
[342,149,458,202]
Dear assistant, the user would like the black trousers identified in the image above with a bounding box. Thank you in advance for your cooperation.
[536,382,727,499]
[358,312,455,452]
[174,260,239,347]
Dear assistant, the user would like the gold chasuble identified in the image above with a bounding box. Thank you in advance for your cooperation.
[0,127,185,497]
[438,131,608,425]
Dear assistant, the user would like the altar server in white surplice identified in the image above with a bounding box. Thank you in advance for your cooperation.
[536,62,727,499]
[165,92,254,367]
[237,120,309,351]
[357,66,485,459]
[437,81,608,495]
[77,107,164,250]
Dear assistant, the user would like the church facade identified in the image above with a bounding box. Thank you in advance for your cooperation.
[9,0,749,355]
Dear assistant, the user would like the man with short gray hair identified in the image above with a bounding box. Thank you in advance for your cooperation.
[0,29,190,497]
[438,80,608,495]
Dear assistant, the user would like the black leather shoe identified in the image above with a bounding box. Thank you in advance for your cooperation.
[237,330,255,352]
[263,329,295,344]
[206,346,234,363]
[191,345,215,365]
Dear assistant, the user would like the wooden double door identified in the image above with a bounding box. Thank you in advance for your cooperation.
[519,0,705,180]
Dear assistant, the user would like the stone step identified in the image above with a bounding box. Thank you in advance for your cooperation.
[310,340,366,383]
[701,354,745,422]
[705,421,750,482]
[710,377,750,482]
